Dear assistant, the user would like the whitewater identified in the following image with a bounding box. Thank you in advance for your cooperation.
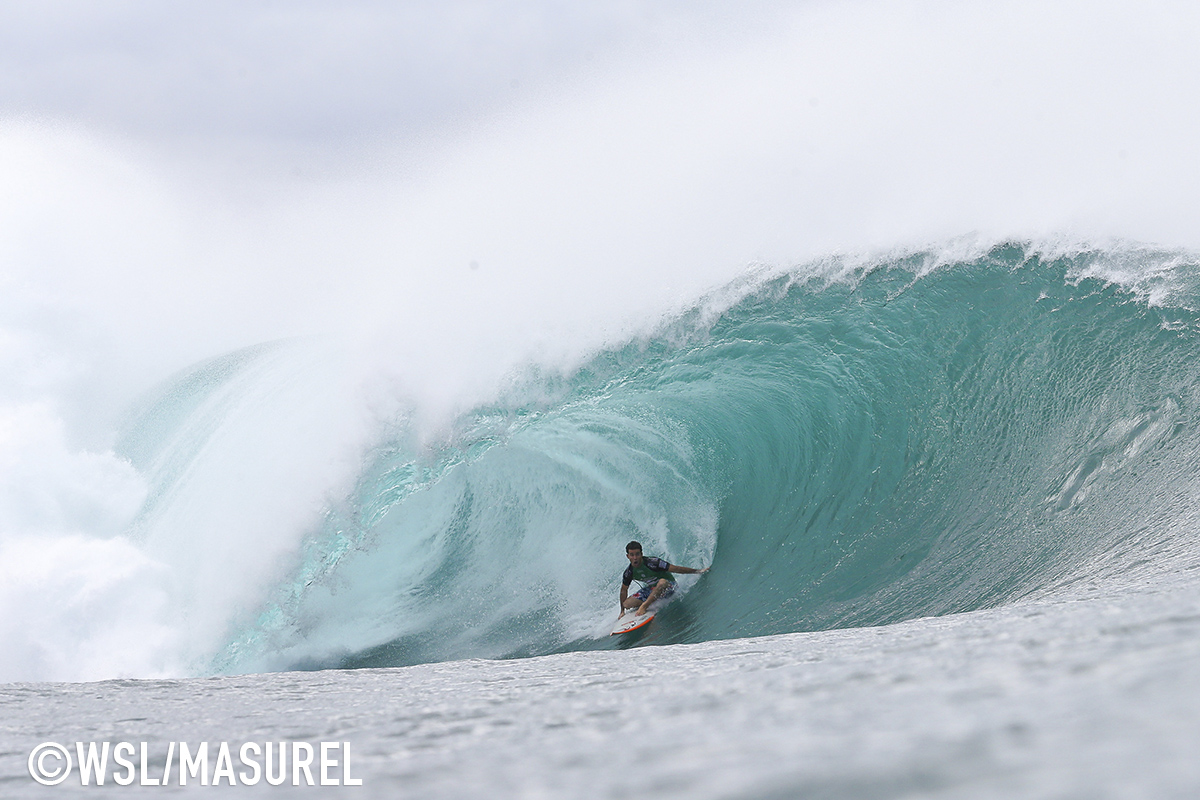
[4,1,1200,797]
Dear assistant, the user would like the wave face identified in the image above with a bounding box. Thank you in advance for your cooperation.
[118,244,1200,673]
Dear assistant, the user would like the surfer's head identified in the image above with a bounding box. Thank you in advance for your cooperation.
[625,541,643,566]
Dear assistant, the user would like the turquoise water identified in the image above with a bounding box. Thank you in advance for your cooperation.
[117,244,1200,674]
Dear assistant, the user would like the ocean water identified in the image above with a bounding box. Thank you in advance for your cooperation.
[3,245,1200,796]
[4,573,1199,798]
[125,245,1200,672]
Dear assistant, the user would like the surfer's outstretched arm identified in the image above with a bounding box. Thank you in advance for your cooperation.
[667,564,709,574]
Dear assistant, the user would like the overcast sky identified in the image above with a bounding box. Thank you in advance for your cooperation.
[0,1,775,153]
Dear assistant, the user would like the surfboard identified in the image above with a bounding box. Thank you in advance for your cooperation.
[610,595,670,635]
[611,608,657,635]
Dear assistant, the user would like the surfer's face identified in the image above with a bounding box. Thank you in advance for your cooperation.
[626,548,643,566]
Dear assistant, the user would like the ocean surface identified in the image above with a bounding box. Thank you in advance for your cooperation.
[3,244,1200,796]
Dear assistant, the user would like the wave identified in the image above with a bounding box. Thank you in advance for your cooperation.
[116,243,1200,673]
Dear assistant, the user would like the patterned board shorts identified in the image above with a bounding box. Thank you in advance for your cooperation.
[635,580,677,601]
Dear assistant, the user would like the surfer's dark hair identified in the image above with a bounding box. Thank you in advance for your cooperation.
[625,540,643,553]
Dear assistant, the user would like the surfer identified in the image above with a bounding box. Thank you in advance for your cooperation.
[619,540,709,618]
